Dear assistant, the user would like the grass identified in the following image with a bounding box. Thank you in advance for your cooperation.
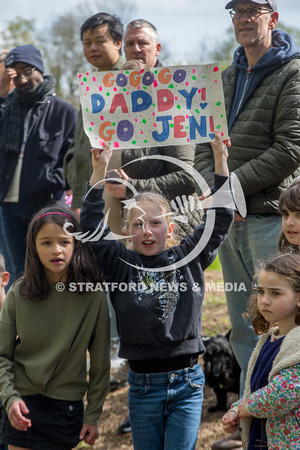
[208,253,221,271]
[202,257,231,336]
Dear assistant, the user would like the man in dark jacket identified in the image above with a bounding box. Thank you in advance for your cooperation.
[0,44,78,284]
[196,0,300,400]
[195,3,300,449]
[196,0,300,408]
[0,49,14,291]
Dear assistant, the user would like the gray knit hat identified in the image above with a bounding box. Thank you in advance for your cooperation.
[5,44,44,74]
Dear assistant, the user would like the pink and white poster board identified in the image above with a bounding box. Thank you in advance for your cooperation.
[78,64,228,149]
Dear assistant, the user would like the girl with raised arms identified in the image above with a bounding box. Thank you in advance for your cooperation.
[80,131,235,450]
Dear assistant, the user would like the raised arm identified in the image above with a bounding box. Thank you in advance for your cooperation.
[89,143,113,188]
[210,131,230,177]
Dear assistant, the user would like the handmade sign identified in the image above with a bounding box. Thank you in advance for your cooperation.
[78,64,228,149]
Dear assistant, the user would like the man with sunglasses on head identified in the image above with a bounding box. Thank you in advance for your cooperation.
[195,3,300,448]
[0,44,78,285]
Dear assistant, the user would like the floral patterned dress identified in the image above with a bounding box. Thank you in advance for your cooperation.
[231,327,300,449]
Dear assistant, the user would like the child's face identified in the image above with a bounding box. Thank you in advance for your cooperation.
[257,270,300,335]
[281,208,300,248]
[125,201,174,256]
[35,222,75,284]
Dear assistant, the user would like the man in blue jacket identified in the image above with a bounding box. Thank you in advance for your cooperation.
[195,2,300,447]
[0,44,78,284]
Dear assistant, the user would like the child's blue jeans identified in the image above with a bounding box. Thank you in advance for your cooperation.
[128,363,205,450]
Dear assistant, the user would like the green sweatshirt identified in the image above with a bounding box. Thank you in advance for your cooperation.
[0,281,110,426]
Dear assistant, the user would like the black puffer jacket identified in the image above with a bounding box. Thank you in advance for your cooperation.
[195,32,300,214]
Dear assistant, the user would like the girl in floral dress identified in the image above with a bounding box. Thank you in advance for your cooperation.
[221,252,300,449]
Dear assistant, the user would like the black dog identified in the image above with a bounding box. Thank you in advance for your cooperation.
[202,330,240,412]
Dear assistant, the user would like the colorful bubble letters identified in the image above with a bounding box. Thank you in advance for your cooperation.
[78,64,228,149]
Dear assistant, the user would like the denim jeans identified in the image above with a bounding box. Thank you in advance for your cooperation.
[218,214,281,394]
[128,363,205,450]
[1,203,29,285]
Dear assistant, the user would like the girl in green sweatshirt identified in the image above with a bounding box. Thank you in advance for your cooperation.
[0,205,110,450]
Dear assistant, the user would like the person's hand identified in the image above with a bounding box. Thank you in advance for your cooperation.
[8,400,31,431]
[0,68,15,97]
[238,402,251,418]
[79,423,99,446]
[221,410,240,434]
[104,168,128,198]
[90,143,112,187]
[91,142,112,168]
[210,131,230,177]
[210,131,230,157]
[233,212,245,223]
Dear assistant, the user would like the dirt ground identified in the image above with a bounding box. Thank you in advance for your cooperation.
[77,270,238,450]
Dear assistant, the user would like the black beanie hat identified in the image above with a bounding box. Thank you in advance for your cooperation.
[5,44,44,74]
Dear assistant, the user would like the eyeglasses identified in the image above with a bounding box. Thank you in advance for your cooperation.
[229,8,272,20]
[13,67,36,83]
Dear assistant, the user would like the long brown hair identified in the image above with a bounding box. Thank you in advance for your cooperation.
[278,180,300,253]
[20,204,103,301]
[244,253,300,334]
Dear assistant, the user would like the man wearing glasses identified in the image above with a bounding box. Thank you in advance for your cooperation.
[195,3,300,447]
[0,44,78,284]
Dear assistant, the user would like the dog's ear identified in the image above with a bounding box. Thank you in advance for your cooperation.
[204,334,233,357]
